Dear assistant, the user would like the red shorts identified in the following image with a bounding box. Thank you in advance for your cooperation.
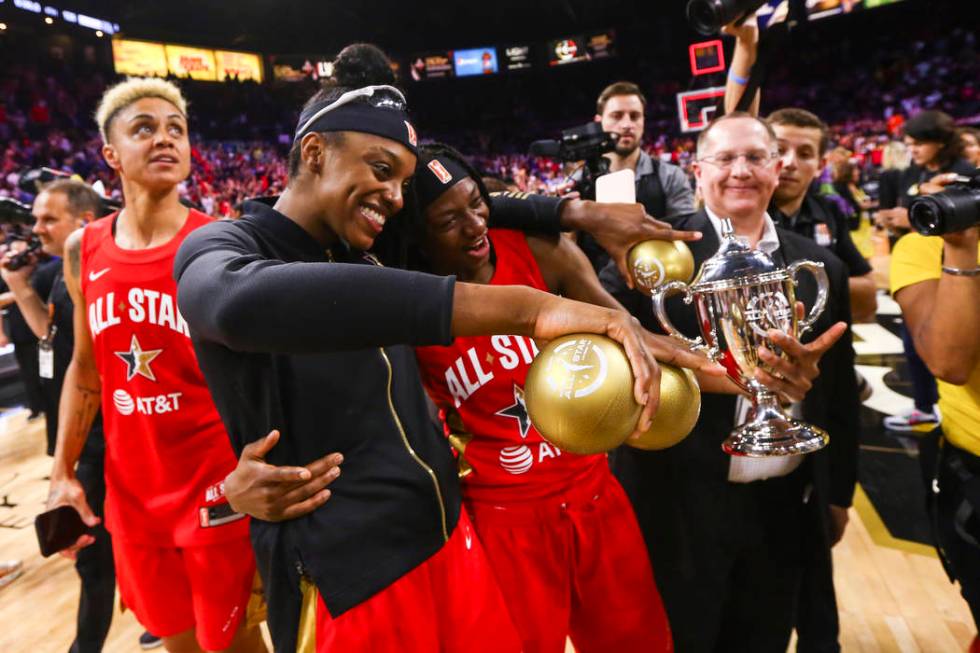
[313,509,522,652]
[466,466,673,653]
[113,535,256,651]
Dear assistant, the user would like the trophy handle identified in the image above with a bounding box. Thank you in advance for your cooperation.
[651,281,711,355]
[787,260,829,336]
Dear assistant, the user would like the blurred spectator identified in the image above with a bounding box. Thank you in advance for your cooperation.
[960,126,980,168]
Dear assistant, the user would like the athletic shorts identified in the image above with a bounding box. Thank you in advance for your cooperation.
[112,535,256,651]
[308,509,522,653]
[466,466,673,653]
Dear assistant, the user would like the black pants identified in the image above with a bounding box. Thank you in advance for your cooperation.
[617,451,811,653]
[41,378,60,456]
[933,441,980,629]
[794,529,841,653]
[13,340,44,415]
[70,457,114,653]
[900,325,938,413]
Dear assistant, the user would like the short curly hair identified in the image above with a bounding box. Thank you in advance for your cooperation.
[94,77,188,143]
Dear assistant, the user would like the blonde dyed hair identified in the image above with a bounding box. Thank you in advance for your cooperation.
[95,77,188,142]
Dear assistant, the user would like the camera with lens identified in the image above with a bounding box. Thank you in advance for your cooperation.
[528,122,618,166]
[686,0,769,35]
[528,122,619,199]
[908,174,980,236]
[17,167,73,195]
[0,197,35,228]
[4,236,43,271]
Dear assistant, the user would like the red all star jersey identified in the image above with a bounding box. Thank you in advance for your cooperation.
[80,210,247,546]
[415,229,605,503]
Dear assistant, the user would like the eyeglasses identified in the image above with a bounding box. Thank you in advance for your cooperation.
[697,150,779,169]
[295,85,408,138]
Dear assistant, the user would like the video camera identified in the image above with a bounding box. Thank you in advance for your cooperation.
[0,198,34,227]
[908,174,980,236]
[14,167,120,217]
[528,122,619,200]
[0,198,43,271]
[17,167,73,195]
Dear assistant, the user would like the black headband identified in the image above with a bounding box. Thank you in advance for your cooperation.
[414,153,472,210]
[294,92,418,156]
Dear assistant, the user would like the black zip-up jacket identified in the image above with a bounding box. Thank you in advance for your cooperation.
[174,201,463,651]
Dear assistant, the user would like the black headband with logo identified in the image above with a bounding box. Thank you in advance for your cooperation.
[294,85,418,156]
[414,153,472,210]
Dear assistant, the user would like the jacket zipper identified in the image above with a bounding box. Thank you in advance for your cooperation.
[378,348,449,542]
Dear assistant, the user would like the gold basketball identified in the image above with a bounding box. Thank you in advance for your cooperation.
[628,364,701,450]
[628,240,695,294]
[525,334,642,455]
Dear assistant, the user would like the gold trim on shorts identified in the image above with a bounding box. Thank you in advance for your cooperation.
[296,576,318,653]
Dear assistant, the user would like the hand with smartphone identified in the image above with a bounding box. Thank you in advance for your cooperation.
[35,505,92,558]
[41,477,100,559]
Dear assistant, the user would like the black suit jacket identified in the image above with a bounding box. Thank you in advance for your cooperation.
[599,210,859,558]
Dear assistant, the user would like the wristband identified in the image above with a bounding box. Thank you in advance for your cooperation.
[941,265,980,277]
[729,71,750,86]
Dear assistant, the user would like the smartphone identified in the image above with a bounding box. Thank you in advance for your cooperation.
[35,505,91,557]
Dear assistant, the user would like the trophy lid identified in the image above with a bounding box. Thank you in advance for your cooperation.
[692,217,783,289]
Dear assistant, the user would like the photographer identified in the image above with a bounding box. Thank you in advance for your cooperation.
[878,112,976,432]
[890,184,980,646]
[576,82,696,272]
[0,179,115,652]
[0,233,56,422]
[878,111,976,232]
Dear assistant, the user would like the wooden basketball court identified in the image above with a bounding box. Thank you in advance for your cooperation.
[0,406,973,652]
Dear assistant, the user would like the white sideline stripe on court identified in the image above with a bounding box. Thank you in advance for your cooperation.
[876,291,902,316]
[852,323,905,356]
[855,364,915,417]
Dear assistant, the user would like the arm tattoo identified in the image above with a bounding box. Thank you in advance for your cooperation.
[67,233,82,279]
[68,383,101,441]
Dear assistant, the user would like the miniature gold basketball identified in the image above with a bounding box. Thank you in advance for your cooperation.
[628,240,695,294]
[628,364,701,450]
[525,334,641,455]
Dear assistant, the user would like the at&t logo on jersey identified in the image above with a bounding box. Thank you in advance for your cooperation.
[499,446,534,474]
[112,389,183,416]
[498,442,563,475]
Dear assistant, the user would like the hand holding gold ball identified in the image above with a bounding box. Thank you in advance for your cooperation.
[628,239,696,293]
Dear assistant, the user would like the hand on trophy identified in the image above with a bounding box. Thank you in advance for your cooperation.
[641,331,728,377]
[754,310,848,404]
[650,218,841,456]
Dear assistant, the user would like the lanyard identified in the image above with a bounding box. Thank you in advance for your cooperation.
[41,272,63,346]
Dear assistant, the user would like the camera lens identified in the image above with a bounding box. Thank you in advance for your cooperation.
[687,0,724,35]
[909,186,980,236]
[908,196,945,236]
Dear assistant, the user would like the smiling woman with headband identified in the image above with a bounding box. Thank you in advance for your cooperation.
[401,143,682,653]
[174,44,663,652]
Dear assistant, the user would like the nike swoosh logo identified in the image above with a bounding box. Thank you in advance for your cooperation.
[88,268,111,282]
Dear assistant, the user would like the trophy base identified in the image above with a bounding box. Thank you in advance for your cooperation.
[722,420,829,457]
[722,390,829,457]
